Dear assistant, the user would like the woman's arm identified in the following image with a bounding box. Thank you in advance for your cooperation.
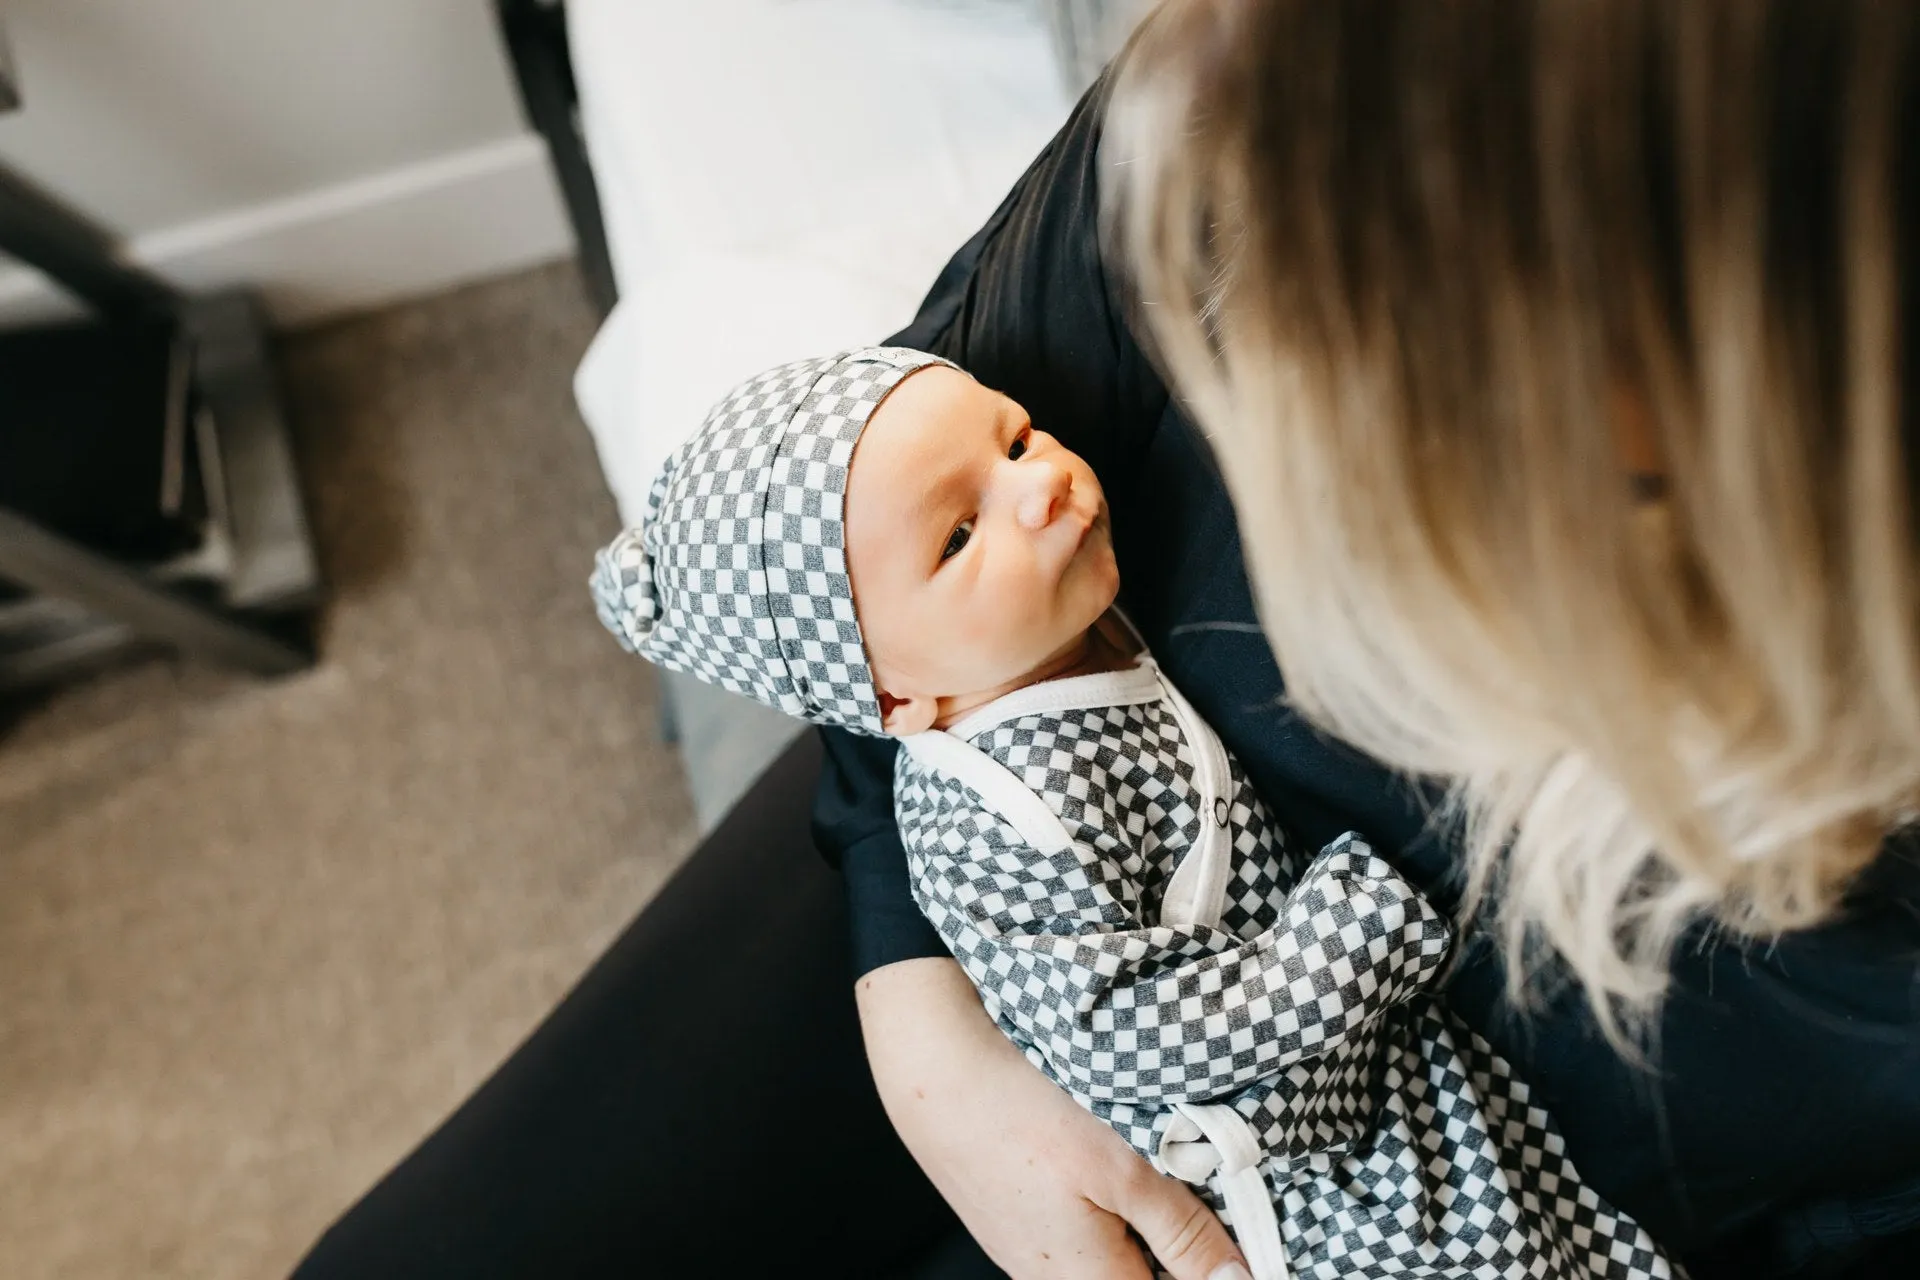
[857,957,1250,1280]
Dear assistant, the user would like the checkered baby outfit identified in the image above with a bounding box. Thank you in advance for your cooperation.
[589,347,954,736]
[592,351,1674,1279]
[895,656,1675,1280]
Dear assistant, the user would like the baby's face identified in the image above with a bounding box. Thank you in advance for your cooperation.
[845,367,1119,730]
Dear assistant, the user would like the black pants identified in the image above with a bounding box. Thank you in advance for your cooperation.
[292,735,1003,1279]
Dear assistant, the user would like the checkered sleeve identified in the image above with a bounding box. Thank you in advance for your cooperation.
[898,761,1452,1105]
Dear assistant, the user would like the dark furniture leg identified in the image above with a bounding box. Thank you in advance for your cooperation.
[496,0,618,319]
[184,292,322,613]
[0,159,321,685]
[0,507,310,675]
[0,164,175,320]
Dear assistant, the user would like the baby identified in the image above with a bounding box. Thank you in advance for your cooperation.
[591,348,1672,1280]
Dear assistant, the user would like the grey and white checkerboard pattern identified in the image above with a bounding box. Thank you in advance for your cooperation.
[590,347,953,736]
[965,700,1307,937]
[895,697,1674,1278]
[1248,1001,1671,1278]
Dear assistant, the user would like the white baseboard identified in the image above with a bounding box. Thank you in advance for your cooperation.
[0,134,577,330]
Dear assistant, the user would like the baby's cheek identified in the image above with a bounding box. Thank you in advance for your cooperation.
[951,581,1028,677]
[941,596,998,661]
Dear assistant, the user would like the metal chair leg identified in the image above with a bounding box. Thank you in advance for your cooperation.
[0,507,312,676]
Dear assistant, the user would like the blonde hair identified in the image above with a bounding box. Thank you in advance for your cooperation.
[1107,0,1920,1033]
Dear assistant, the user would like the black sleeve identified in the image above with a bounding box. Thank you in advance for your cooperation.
[810,74,1171,977]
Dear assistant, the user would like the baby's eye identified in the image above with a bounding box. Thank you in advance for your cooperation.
[1008,430,1029,461]
[941,518,975,563]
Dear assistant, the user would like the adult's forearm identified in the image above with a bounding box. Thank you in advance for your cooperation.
[857,956,1009,1112]
[855,957,1252,1280]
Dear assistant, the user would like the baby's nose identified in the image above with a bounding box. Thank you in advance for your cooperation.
[1015,463,1072,530]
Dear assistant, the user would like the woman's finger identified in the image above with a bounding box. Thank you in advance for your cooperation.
[1097,1165,1251,1280]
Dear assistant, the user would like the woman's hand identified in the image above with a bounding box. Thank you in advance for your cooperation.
[857,957,1251,1280]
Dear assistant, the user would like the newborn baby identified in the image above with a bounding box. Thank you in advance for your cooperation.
[591,348,1672,1280]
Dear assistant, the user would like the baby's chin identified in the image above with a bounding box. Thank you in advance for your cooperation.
[1076,522,1122,608]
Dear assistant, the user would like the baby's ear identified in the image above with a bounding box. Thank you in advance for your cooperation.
[879,690,938,737]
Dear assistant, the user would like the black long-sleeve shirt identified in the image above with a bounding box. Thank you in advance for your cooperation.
[811,79,1920,1278]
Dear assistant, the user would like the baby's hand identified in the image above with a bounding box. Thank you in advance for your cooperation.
[1285,832,1453,1003]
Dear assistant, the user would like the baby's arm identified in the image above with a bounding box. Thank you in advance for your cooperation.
[905,811,1451,1107]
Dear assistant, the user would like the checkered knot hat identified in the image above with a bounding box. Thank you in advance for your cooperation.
[590,347,956,736]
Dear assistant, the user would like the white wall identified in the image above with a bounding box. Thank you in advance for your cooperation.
[0,0,573,327]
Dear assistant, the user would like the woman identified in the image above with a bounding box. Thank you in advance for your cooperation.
[296,4,1920,1277]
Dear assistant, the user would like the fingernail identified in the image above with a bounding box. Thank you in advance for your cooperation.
[1207,1264,1253,1280]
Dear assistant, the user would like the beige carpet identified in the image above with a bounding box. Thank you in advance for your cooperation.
[0,264,699,1280]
